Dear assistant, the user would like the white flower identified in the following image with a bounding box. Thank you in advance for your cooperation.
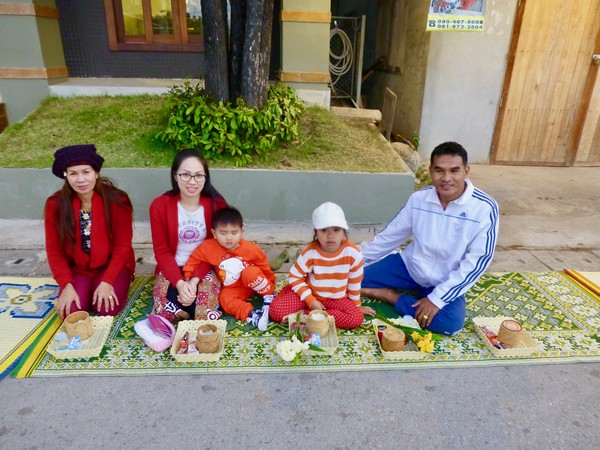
[276,340,297,362]
[277,339,293,353]
[277,336,310,363]
[290,335,309,352]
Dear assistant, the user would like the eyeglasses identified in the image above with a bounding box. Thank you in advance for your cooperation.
[177,172,206,182]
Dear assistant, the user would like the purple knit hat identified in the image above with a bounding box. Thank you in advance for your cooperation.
[52,144,105,179]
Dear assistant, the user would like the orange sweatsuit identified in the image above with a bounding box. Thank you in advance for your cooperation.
[182,238,276,321]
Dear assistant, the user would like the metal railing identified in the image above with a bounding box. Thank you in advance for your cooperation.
[330,16,365,107]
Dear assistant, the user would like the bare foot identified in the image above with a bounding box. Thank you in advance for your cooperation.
[361,287,400,305]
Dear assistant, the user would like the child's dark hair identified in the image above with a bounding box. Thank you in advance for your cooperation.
[430,141,468,166]
[212,206,244,229]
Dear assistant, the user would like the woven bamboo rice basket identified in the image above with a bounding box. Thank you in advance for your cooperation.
[195,323,220,353]
[497,319,524,348]
[381,326,406,351]
[64,311,94,339]
[306,310,330,337]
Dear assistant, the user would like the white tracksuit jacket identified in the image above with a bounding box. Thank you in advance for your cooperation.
[360,179,499,310]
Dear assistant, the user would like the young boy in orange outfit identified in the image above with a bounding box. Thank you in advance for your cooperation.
[182,207,276,331]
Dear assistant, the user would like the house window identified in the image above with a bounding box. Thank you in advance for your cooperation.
[104,0,203,52]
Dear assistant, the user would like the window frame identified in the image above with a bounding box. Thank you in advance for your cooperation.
[103,0,203,52]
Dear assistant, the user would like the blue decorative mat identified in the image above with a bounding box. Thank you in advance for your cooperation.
[0,277,59,379]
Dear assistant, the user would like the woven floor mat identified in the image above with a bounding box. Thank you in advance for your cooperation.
[564,270,600,298]
[12,272,600,378]
[0,277,59,379]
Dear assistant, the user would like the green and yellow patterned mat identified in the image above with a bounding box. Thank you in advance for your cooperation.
[12,271,600,378]
[0,278,59,379]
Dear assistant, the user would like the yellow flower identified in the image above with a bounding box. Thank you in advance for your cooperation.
[412,331,434,353]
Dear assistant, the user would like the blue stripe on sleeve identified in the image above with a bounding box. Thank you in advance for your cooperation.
[440,189,499,303]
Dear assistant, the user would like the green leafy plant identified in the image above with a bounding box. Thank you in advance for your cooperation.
[155,81,305,166]
[375,312,443,341]
[411,132,420,151]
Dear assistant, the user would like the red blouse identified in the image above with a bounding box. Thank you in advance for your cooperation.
[149,193,228,287]
[44,191,135,289]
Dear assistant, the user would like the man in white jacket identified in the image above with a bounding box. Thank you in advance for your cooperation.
[361,142,499,335]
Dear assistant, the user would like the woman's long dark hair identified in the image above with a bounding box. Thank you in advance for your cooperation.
[166,149,224,207]
[45,174,133,249]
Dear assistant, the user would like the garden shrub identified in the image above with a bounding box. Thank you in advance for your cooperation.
[155,81,304,166]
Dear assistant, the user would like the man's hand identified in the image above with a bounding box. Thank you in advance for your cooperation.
[412,297,439,328]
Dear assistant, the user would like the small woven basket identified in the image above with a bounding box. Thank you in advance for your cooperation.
[497,319,524,348]
[48,316,113,360]
[306,310,330,337]
[171,320,227,363]
[64,311,94,339]
[472,316,540,358]
[195,323,220,353]
[381,326,406,351]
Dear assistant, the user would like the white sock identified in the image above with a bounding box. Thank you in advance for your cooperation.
[262,294,274,311]
[257,308,270,331]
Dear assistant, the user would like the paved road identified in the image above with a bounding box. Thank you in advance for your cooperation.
[1,165,599,449]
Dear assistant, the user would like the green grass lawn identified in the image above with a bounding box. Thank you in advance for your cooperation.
[0,95,408,173]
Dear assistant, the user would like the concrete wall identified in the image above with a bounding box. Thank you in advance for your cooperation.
[0,0,66,123]
[0,168,414,224]
[281,0,331,108]
[0,80,51,124]
[37,7,65,70]
[419,0,518,163]
[364,0,431,142]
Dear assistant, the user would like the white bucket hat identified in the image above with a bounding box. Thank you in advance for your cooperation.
[312,202,348,230]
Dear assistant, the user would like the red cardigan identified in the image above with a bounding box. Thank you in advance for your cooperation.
[149,192,228,287]
[44,191,135,290]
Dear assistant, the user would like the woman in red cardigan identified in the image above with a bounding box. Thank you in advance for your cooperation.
[149,149,228,323]
[44,144,135,319]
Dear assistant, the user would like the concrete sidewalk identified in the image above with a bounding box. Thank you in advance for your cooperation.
[0,164,599,449]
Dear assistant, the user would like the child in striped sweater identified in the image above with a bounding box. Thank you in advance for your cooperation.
[269,202,375,328]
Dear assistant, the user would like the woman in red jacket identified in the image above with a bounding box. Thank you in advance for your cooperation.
[149,149,227,323]
[44,144,135,319]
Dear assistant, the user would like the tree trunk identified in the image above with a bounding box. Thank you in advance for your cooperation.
[201,0,229,101]
[241,0,274,108]
[229,0,247,101]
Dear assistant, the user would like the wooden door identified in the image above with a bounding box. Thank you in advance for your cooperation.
[572,29,600,165]
[492,0,600,166]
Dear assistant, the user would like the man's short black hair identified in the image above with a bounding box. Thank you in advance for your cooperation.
[430,141,468,166]
[212,206,244,229]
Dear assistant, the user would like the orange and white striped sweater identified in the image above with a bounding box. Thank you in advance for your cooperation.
[289,240,363,308]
